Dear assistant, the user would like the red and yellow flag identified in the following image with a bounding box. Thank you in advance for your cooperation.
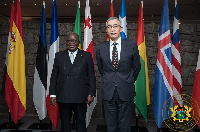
[106,0,114,41]
[5,0,26,124]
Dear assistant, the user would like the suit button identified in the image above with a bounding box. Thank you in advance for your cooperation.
[75,76,77,78]
[66,76,69,78]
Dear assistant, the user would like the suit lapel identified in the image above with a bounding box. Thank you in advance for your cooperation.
[73,49,82,66]
[104,40,127,70]
[104,41,114,68]
[66,49,83,75]
[65,50,72,65]
[105,42,110,62]
[65,49,82,74]
[64,50,73,75]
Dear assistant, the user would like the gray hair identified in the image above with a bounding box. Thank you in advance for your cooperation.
[106,17,121,26]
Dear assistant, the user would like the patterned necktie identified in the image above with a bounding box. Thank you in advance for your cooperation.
[70,52,74,64]
[112,42,119,70]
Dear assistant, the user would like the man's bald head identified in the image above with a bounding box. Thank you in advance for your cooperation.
[66,32,79,52]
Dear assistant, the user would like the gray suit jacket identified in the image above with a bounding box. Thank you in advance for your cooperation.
[96,39,141,101]
[49,49,96,103]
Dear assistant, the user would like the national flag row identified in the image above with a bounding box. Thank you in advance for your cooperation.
[2,0,200,130]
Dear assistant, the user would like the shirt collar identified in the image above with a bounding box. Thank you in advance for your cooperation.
[68,49,78,54]
[110,37,121,46]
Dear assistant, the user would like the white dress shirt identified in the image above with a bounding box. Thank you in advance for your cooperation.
[68,49,78,63]
[110,37,121,61]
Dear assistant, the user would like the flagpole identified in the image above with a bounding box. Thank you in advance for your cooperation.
[135,114,138,131]
[43,1,45,8]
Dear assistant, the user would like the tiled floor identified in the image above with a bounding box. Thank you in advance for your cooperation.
[0,115,199,132]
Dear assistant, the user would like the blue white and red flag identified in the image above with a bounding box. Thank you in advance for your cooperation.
[46,0,60,129]
[119,0,127,39]
[172,0,183,107]
[153,0,173,128]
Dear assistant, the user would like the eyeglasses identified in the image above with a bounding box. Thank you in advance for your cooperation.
[66,39,79,44]
[106,24,121,30]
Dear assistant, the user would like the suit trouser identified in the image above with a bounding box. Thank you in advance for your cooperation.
[103,89,133,132]
[58,103,87,132]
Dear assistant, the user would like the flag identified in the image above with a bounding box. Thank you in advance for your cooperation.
[106,0,114,41]
[33,1,47,120]
[83,0,97,127]
[191,49,200,128]
[119,0,127,39]
[134,1,150,121]
[74,1,82,49]
[5,0,26,124]
[171,0,182,107]
[46,0,59,129]
[153,0,173,128]
[1,2,15,101]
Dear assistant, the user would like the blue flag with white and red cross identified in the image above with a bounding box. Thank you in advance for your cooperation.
[153,0,173,128]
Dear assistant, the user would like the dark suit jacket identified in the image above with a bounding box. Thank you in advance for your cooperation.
[96,39,141,101]
[49,49,96,103]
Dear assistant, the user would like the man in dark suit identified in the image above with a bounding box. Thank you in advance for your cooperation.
[50,32,96,132]
[96,17,141,132]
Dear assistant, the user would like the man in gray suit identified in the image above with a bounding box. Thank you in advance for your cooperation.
[50,32,96,132]
[96,17,141,132]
